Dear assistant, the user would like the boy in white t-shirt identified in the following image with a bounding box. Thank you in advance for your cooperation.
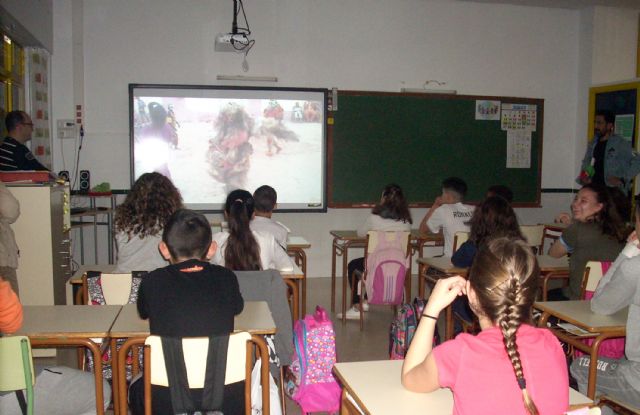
[419,177,474,256]
[250,185,290,249]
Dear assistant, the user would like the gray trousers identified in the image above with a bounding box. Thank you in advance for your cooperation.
[0,365,110,415]
[571,356,640,414]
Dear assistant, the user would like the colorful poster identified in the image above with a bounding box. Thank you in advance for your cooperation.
[501,103,537,131]
[506,130,531,168]
[26,48,52,170]
[475,100,500,120]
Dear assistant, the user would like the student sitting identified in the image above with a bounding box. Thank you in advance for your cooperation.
[0,277,111,415]
[339,183,412,320]
[250,184,290,249]
[402,238,568,414]
[129,209,244,415]
[114,172,183,272]
[419,177,474,257]
[570,200,640,412]
[548,184,627,300]
[212,189,294,271]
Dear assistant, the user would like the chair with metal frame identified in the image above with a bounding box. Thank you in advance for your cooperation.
[0,336,35,415]
[142,332,270,415]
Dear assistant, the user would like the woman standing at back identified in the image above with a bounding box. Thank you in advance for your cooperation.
[114,172,183,272]
[402,237,568,414]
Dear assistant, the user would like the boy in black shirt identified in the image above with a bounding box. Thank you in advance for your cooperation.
[130,209,244,414]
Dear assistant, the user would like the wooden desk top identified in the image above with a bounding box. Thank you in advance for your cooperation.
[535,301,628,333]
[330,229,443,242]
[69,263,303,284]
[110,301,277,338]
[287,236,310,249]
[537,255,569,272]
[333,360,591,414]
[16,305,122,338]
[417,256,468,276]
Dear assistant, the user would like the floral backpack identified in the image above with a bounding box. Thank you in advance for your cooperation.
[284,306,341,414]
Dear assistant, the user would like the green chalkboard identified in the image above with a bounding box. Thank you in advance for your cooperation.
[328,91,543,207]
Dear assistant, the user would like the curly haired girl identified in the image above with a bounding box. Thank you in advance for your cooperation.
[114,172,183,272]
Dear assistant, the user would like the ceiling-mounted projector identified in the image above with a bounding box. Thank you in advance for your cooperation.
[215,33,250,52]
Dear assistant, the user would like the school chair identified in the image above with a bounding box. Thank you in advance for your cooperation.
[452,231,469,253]
[520,224,545,254]
[350,231,411,330]
[597,395,640,415]
[143,332,271,415]
[0,336,35,415]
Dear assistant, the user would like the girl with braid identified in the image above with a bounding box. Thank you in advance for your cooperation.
[402,237,568,414]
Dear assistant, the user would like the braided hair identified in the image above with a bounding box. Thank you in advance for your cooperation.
[469,237,540,415]
[224,189,261,271]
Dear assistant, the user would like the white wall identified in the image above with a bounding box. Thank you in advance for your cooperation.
[591,6,639,84]
[45,0,628,277]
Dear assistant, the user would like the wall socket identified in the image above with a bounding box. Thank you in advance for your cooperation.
[57,119,77,139]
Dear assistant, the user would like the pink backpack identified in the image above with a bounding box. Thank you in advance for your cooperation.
[285,306,341,414]
[364,231,410,305]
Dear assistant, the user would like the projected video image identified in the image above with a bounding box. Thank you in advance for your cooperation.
[130,86,326,211]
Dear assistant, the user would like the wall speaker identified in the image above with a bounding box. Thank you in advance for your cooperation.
[58,170,69,182]
[79,170,90,192]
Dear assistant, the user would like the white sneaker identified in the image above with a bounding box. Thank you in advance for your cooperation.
[336,306,362,320]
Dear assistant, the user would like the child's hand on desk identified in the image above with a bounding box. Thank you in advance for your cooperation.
[554,212,571,224]
[424,276,466,317]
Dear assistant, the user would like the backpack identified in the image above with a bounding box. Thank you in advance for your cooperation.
[364,231,410,305]
[389,297,439,359]
[284,306,341,414]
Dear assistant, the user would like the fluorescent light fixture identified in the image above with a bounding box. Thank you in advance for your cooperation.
[401,88,457,94]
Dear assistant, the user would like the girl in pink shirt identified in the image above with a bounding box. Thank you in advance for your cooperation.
[402,237,568,414]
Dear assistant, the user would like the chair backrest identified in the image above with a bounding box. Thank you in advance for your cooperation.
[520,224,545,254]
[0,336,35,415]
[452,231,469,253]
[365,231,411,256]
[82,272,142,305]
[145,332,251,387]
[143,332,270,415]
[581,261,606,299]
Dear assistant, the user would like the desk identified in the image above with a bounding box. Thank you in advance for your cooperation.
[330,230,443,315]
[15,305,123,415]
[113,301,276,415]
[416,256,468,340]
[286,236,311,314]
[538,255,570,301]
[535,300,628,399]
[333,360,592,414]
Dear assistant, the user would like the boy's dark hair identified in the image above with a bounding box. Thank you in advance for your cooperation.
[253,185,277,213]
[487,185,514,203]
[442,177,468,199]
[162,209,212,260]
[595,109,615,125]
[5,111,27,132]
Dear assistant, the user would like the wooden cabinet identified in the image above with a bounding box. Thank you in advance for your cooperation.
[9,183,71,305]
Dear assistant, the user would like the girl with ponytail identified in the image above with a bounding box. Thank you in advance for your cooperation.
[211,189,294,271]
[402,237,568,414]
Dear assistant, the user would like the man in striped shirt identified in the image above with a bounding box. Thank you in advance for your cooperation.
[0,111,48,171]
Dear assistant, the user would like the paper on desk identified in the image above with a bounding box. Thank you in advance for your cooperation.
[557,323,591,337]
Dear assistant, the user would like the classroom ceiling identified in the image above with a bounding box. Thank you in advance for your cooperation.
[459,0,640,9]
